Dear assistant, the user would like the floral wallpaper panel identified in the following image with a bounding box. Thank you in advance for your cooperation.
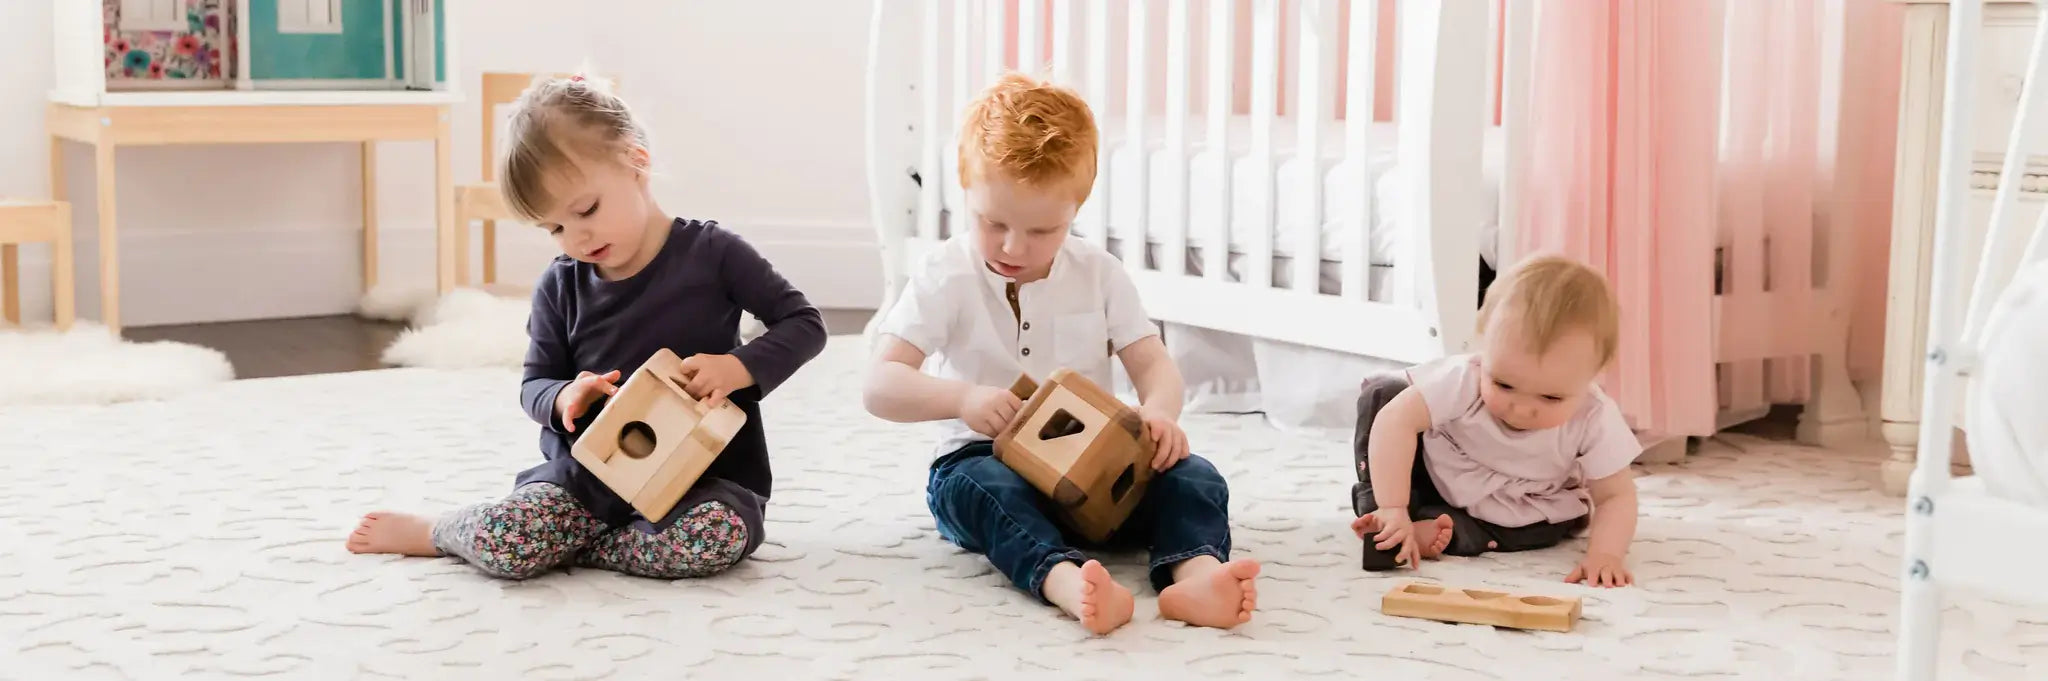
[104,0,232,82]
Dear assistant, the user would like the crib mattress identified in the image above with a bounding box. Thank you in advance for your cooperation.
[939,116,1504,267]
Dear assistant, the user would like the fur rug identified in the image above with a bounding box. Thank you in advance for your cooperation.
[378,288,534,370]
[368,284,769,370]
[0,323,233,406]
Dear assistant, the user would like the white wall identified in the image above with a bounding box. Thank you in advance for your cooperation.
[2,0,882,328]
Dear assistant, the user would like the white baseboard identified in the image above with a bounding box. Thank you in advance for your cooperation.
[4,220,882,328]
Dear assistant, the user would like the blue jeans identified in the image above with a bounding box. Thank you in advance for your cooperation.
[925,442,1233,602]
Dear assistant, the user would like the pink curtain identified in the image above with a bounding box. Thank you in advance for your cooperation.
[1513,0,1722,438]
[1515,0,1903,438]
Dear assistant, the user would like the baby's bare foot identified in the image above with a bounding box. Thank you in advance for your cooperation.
[1159,557,1260,629]
[345,511,440,557]
[1044,560,1135,635]
[1418,514,1455,559]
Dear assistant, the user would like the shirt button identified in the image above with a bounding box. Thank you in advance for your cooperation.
[1022,347,1032,356]
[1022,322,1031,330]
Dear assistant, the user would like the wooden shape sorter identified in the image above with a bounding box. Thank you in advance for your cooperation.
[992,369,1156,544]
[570,348,747,521]
[1379,581,1583,633]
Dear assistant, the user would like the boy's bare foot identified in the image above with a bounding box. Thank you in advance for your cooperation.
[1043,560,1134,635]
[1159,556,1260,629]
[345,511,441,557]
[1418,514,1455,559]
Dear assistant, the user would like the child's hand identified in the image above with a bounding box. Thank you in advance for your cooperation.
[1352,507,1421,568]
[1136,405,1190,472]
[679,354,755,408]
[1567,551,1633,588]
[555,369,621,432]
[959,385,1023,437]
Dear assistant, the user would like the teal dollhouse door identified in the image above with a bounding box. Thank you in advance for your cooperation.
[248,0,443,88]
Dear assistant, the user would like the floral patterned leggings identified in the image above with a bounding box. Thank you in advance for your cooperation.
[430,483,751,580]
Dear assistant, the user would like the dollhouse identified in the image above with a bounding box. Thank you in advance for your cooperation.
[53,0,458,105]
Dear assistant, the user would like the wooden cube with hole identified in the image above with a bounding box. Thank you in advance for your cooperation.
[992,369,1156,544]
[570,348,748,521]
[1379,580,1582,632]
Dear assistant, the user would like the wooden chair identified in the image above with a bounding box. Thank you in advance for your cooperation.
[0,200,76,331]
[456,72,620,289]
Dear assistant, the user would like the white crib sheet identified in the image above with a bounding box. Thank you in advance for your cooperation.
[939,116,1504,268]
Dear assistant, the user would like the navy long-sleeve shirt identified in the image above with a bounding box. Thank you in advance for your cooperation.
[513,218,827,531]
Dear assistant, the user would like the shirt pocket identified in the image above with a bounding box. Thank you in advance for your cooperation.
[1053,311,1112,373]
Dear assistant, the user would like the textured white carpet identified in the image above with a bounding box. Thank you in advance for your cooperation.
[0,323,232,406]
[3,336,2042,679]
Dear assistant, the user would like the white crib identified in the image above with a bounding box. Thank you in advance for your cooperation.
[864,0,1507,365]
[1896,0,2048,677]
[863,0,1860,440]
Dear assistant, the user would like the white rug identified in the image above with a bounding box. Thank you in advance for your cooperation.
[3,336,2042,679]
[0,323,232,406]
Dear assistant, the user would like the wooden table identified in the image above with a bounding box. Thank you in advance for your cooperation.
[46,95,460,333]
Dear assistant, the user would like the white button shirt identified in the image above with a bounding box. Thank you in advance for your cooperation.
[877,231,1160,460]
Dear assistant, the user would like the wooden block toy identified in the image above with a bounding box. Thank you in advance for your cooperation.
[571,348,748,521]
[1379,580,1582,632]
[993,369,1156,544]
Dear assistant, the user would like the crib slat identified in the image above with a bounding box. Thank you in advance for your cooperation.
[1294,0,1337,295]
[1247,0,1282,290]
[918,0,943,243]
[1161,0,1191,277]
[1965,16,2048,346]
[986,0,1006,84]
[1018,0,1043,74]
[1052,0,1074,83]
[1122,0,1150,269]
[1205,0,1235,282]
[1082,0,1110,249]
[1343,0,1379,300]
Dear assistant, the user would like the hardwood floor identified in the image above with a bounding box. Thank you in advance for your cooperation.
[124,316,408,381]
[126,309,877,380]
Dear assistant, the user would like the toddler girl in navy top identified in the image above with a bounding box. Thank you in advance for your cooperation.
[345,74,826,579]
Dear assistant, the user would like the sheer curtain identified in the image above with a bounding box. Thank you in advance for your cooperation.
[1511,0,1898,439]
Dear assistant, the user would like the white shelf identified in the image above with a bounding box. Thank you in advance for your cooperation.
[52,89,462,108]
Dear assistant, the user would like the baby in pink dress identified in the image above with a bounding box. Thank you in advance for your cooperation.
[1350,255,1642,588]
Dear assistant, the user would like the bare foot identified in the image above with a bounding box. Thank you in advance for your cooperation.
[345,511,441,557]
[1043,560,1135,635]
[1417,514,1455,559]
[1159,556,1260,629]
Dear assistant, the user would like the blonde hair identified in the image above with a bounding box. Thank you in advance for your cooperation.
[499,73,648,222]
[957,72,1099,202]
[1477,255,1621,365]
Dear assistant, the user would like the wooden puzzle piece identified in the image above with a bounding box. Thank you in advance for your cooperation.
[993,369,1154,544]
[1379,580,1582,632]
[571,348,748,521]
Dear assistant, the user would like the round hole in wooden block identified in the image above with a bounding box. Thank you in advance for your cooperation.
[1462,589,1507,600]
[620,421,658,459]
[1402,584,1443,595]
[1520,596,1563,607]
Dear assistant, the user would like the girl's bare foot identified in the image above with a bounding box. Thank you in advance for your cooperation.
[345,512,441,557]
[1042,560,1134,635]
[1418,514,1455,559]
[1159,556,1260,629]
